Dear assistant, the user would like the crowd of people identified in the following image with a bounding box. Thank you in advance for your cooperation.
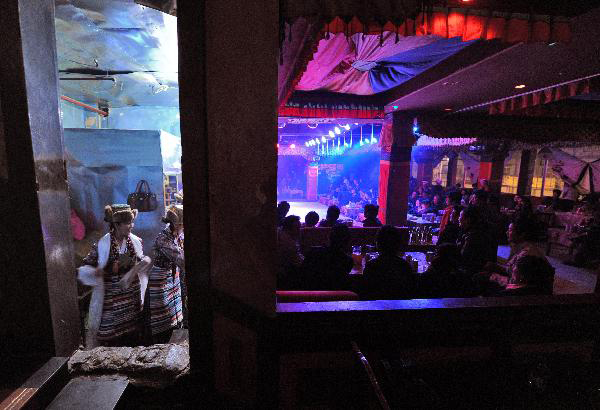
[78,200,186,348]
[276,189,557,300]
[323,176,378,207]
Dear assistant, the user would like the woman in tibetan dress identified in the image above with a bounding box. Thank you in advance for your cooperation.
[146,204,185,343]
[78,204,151,347]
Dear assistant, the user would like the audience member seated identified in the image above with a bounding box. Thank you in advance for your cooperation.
[359,226,417,300]
[460,189,471,206]
[514,195,534,221]
[499,255,556,296]
[301,225,353,290]
[319,205,341,227]
[418,243,467,298]
[431,194,443,213]
[564,201,600,268]
[437,205,463,245]
[277,201,290,226]
[543,189,565,211]
[479,178,491,192]
[431,179,444,197]
[362,204,382,227]
[409,191,418,210]
[559,171,578,211]
[277,215,304,289]
[473,217,554,296]
[304,211,320,228]
[457,206,495,276]
[440,191,462,233]
[417,199,432,216]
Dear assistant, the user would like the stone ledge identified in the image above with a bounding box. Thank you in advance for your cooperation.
[68,343,189,388]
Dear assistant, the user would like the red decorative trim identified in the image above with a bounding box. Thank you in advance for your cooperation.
[489,76,599,115]
[278,106,385,119]
[319,12,571,44]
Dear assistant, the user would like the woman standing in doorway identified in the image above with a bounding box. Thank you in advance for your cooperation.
[146,204,185,343]
[78,204,151,347]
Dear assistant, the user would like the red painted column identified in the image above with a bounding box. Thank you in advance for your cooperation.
[480,148,508,192]
[306,164,318,200]
[378,113,414,226]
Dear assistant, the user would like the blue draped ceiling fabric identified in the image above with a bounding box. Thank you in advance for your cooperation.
[279,1,573,116]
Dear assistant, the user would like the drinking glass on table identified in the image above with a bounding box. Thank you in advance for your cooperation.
[352,246,363,269]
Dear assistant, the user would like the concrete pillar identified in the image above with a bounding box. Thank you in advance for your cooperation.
[517,150,536,196]
[178,1,279,406]
[0,0,80,368]
[377,113,414,226]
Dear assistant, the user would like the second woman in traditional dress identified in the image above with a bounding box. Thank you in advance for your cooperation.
[146,204,185,343]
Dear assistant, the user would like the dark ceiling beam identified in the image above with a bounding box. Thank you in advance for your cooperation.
[418,112,600,143]
[381,39,514,111]
[134,0,176,16]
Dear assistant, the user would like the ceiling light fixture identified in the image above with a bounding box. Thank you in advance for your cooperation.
[515,84,526,89]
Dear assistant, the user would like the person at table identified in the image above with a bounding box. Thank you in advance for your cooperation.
[431,194,443,213]
[440,191,462,233]
[78,204,151,347]
[146,204,185,344]
[460,189,471,206]
[362,204,382,227]
[418,243,466,298]
[319,205,342,227]
[304,211,320,228]
[473,217,554,296]
[457,206,495,277]
[437,205,463,245]
[301,225,353,290]
[543,189,563,211]
[514,195,534,222]
[277,215,304,289]
[421,198,435,215]
[559,172,578,211]
[408,191,418,212]
[277,201,290,226]
[564,199,600,268]
[431,179,444,197]
[479,178,491,192]
[359,226,417,300]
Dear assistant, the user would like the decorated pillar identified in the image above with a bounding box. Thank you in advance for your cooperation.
[446,152,458,188]
[306,164,318,200]
[517,150,536,196]
[479,147,509,192]
[378,113,415,226]
[412,146,435,186]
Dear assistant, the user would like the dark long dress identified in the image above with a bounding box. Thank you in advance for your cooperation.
[147,227,184,337]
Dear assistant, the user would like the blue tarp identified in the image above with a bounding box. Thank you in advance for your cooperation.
[369,37,478,94]
[64,128,180,254]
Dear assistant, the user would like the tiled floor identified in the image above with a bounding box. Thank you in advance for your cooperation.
[498,245,597,294]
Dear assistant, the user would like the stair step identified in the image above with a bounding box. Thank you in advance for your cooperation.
[46,376,129,410]
[0,357,69,410]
